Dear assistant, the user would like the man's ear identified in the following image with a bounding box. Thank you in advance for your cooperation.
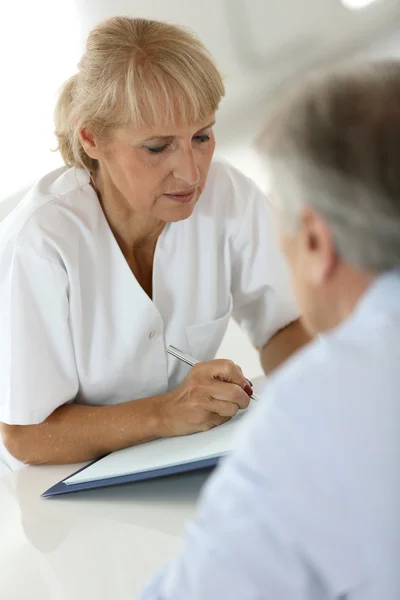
[79,127,100,159]
[300,206,337,285]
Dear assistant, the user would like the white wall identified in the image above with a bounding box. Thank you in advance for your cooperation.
[0,0,82,202]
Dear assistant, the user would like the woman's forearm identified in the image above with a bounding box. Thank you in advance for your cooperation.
[259,318,312,374]
[0,395,167,465]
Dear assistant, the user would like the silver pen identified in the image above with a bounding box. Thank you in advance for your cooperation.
[167,345,259,402]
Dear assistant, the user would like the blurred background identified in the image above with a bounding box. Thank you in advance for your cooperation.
[1,0,400,377]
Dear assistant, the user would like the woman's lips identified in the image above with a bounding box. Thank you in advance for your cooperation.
[163,190,195,204]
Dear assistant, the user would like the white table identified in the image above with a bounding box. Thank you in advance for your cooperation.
[0,377,267,600]
[0,462,209,600]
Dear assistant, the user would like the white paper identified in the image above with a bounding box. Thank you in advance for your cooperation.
[66,406,253,485]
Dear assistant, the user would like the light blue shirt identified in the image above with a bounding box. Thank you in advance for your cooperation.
[141,272,400,600]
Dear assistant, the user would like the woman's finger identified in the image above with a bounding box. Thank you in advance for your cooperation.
[198,359,249,390]
[206,413,232,429]
[206,399,240,418]
[205,381,250,410]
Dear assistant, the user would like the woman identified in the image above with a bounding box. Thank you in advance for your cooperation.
[0,16,308,469]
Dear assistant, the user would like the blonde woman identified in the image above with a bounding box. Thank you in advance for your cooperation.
[0,17,308,469]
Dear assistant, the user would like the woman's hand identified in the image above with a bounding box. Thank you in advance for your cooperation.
[1,360,252,465]
[157,360,253,437]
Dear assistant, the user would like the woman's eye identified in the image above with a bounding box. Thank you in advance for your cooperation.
[193,134,210,144]
[146,145,168,154]
[145,134,210,154]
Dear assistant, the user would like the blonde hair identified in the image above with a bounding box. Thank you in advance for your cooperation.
[54,16,225,171]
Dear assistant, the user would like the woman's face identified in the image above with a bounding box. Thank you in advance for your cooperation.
[83,116,216,222]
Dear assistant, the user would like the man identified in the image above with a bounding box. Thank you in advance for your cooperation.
[141,60,400,599]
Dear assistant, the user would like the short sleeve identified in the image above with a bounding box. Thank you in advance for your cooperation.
[0,246,79,425]
[231,179,299,347]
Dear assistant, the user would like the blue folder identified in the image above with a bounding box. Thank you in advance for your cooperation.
[41,405,255,498]
[42,455,220,497]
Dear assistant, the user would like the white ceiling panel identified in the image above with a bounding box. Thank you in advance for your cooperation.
[233,0,400,62]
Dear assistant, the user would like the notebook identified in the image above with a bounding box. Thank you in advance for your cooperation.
[42,404,254,497]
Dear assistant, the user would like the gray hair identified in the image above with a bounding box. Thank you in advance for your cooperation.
[256,60,400,273]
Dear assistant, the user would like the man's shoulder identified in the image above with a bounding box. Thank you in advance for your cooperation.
[265,313,398,432]
[270,331,362,400]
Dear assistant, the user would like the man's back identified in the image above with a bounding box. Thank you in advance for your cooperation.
[263,271,400,599]
[142,271,400,599]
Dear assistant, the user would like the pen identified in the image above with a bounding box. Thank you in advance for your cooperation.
[167,345,259,402]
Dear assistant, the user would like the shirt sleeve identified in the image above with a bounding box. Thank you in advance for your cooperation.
[231,178,299,347]
[0,245,79,425]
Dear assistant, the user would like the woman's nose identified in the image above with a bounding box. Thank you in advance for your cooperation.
[173,149,200,186]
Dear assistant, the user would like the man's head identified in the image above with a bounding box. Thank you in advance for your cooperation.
[256,60,400,334]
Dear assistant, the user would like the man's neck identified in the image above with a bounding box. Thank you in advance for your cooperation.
[320,265,376,332]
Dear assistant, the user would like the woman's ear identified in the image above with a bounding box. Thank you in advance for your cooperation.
[79,127,100,159]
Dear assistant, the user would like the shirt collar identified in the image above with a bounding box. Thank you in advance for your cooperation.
[318,269,400,343]
[352,269,400,320]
